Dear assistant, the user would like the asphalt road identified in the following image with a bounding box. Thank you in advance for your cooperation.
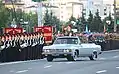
[0,50,119,74]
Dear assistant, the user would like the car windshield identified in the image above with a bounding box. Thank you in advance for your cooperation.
[53,38,79,44]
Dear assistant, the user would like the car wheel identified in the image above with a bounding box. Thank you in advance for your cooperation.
[67,52,77,61]
[67,55,74,61]
[47,55,53,62]
[89,52,98,60]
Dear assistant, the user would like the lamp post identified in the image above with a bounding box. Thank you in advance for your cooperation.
[10,0,16,21]
[114,0,117,32]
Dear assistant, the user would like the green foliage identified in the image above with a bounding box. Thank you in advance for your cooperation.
[91,9,103,32]
[66,15,76,26]
[0,1,10,28]
[103,13,114,32]
[22,12,38,32]
[44,9,51,25]
[80,12,86,24]
[69,15,76,22]
[76,18,81,25]
[87,11,93,30]
[43,9,61,31]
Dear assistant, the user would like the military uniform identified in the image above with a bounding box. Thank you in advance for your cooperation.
[0,35,4,62]
[39,32,45,59]
[1,35,7,62]
[27,34,31,60]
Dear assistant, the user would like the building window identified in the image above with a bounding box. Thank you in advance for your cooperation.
[61,16,63,18]
[61,11,63,13]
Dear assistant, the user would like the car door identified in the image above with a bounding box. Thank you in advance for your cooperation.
[79,43,93,57]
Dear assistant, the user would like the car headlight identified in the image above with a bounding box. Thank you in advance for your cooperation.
[46,50,50,52]
[64,49,72,52]
[43,49,50,52]
[43,49,47,52]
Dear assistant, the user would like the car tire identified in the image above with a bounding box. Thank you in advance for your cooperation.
[47,55,53,62]
[89,52,97,60]
[67,55,75,61]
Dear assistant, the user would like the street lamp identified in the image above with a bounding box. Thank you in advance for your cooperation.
[114,0,117,32]
[10,0,16,22]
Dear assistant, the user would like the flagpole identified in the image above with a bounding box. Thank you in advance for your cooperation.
[37,0,43,27]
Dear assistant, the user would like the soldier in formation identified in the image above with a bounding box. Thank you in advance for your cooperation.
[0,32,45,62]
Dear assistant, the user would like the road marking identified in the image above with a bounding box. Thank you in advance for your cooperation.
[96,70,107,74]
[10,70,14,72]
[116,67,119,69]
[57,62,63,64]
[16,70,28,74]
[65,62,74,64]
[0,61,28,66]
[44,65,52,68]
[113,55,119,58]
[104,50,119,52]
[99,58,106,60]
[28,68,32,69]
[0,60,40,66]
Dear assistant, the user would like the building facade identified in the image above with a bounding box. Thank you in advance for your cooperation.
[4,0,117,22]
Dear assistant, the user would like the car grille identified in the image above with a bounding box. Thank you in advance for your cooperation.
[50,49,64,52]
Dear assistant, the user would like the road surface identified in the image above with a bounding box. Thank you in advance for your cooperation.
[0,50,119,74]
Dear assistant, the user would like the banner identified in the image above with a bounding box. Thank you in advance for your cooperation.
[4,28,23,34]
[34,26,53,43]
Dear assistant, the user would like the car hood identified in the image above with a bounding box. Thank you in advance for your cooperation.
[43,44,80,49]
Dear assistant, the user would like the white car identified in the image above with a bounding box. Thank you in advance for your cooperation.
[43,36,102,62]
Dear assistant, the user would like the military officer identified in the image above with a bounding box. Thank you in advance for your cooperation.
[27,33,31,60]
[0,35,4,62]
[1,35,7,62]
[40,32,45,59]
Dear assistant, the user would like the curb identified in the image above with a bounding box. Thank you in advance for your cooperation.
[103,49,119,52]
[0,59,42,66]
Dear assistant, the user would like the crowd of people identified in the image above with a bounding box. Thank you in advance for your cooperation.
[0,32,45,62]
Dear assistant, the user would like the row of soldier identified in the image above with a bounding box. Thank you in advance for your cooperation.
[0,32,45,62]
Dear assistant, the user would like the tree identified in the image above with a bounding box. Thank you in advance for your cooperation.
[43,9,61,31]
[21,12,38,32]
[92,9,103,32]
[0,1,10,28]
[69,15,76,22]
[66,15,76,27]
[44,9,51,25]
[87,11,93,31]
[79,12,87,32]
[80,12,86,25]
[103,13,113,32]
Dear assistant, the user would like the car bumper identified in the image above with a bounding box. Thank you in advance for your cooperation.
[42,52,72,57]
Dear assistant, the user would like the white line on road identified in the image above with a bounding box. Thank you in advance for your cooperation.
[104,50,119,52]
[44,65,52,68]
[0,60,41,66]
[28,68,32,70]
[10,70,14,72]
[96,70,107,74]
[116,67,119,69]
[65,62,74,64]
[16,70,28,74]
[0,61,28,66]
[113,55,119,58]
[99,58,106,60]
